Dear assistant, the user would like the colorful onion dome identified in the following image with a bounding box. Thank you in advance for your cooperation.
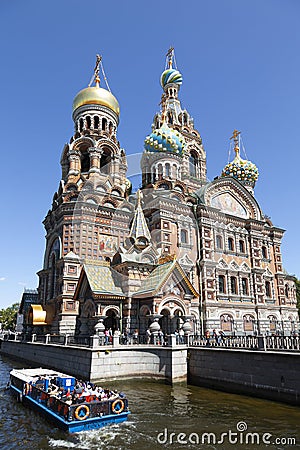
[73,81,120,116]
[160,68,183,88]
[144,122,185,156]
[222,146,259,187]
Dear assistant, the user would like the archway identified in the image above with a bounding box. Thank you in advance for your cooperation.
[159,309,171,335]
[104,308,120,333]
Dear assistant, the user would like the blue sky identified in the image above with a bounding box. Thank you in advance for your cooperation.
[0,0,299,309]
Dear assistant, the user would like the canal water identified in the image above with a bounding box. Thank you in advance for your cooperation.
[0,355,299,450]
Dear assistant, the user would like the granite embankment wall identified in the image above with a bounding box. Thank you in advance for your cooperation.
[2,341,300,405]
[188,347,300,406]
[0,341,187,383]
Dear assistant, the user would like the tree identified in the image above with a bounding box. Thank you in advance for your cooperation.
[0,303,19,331]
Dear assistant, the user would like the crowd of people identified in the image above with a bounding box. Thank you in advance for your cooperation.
[34,376,122,406]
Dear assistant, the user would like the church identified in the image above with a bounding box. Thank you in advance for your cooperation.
[25,50,298,339]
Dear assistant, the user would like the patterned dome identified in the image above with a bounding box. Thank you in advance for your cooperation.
[222,147,259,187]
[144,122,185,155]
[160,68,183,88]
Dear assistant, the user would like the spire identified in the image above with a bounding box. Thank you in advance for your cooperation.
[129,190,152,249]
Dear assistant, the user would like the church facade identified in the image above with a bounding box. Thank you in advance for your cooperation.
[29,51,298,338]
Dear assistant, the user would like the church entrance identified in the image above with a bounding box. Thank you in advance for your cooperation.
[104,309,120,332]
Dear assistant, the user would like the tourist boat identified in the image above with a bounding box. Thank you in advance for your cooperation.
[9,368,130,433]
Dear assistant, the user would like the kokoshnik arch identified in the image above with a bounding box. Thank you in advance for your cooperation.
[22,50,298,338]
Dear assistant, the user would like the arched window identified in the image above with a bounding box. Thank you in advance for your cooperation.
[94,116,99,129]
[79,118,84,132]
[100,149,112,174]
[216,235,223,249]
[189,153,197,177]
[265,281,271,298]
[262,246,267,259]
[269,315,277,333]
[239,240,245,253]
[81,150,90,173]
[102,118,107,131]
[230,276,238,294]
[228,237,234,251]
[172,164,178,178]
[180,229,188,244]
[241,278,249,295]
[86,116,91,129]
[165,163,171,177]
[243,315,255,332]
[218,275,226,293]
[220,314,233,332]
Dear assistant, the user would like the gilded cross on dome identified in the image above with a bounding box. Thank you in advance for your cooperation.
[166,47,174,68]
[230,129,241,155]
[88,54,102,87]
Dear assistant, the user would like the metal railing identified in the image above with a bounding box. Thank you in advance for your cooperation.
[2,332,300,352]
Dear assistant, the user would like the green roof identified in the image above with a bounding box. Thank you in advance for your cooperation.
[84,263,124,297]
[133,260,176,297]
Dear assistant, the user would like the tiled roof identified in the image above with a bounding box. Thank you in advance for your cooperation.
[133,260,176,296]
[84,263,124,297]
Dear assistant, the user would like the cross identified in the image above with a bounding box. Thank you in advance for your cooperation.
[93,54,102,77]
[230,129,240,147]
[166,47,174,68]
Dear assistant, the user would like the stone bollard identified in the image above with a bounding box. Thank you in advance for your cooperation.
[113,334,120,347]
[169,334,177,347]
[31,334,36,343]
[45,334,50,344]
[91,335,100,348]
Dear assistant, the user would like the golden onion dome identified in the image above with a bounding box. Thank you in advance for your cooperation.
[72,84,120,116]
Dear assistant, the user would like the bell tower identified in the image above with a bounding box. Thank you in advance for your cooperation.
[37,55,131,335]
[141,48,206,192]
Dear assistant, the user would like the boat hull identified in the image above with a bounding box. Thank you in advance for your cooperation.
[9,369,130,433]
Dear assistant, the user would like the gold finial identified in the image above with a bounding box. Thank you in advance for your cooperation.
[89,54,102,87]
[166,47,174,68]
[230,129,241,155]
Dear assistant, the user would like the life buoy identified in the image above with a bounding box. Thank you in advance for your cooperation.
[23,383,30,396]
[111,399,125,414]
[74,404,90,421]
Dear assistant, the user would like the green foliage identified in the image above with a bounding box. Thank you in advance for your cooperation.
[0,303,19,330]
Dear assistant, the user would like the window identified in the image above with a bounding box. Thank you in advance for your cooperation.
[242,278,248,295]
[243,315,254,332]
[285,285,289,298]
[230,276,238,294]
[216,235,223,249]
[94,116,99,129]
[265,281,271,297]
[218,275,226,293]
[262,246,267,259]
[220,314,233,332]
[180,229,188,244]
[239,240,245,253]
[189,153,197,177]
[165,163,171,177]
[81,150,90,173]
[228,237,234,251]
[86,116,91,128]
